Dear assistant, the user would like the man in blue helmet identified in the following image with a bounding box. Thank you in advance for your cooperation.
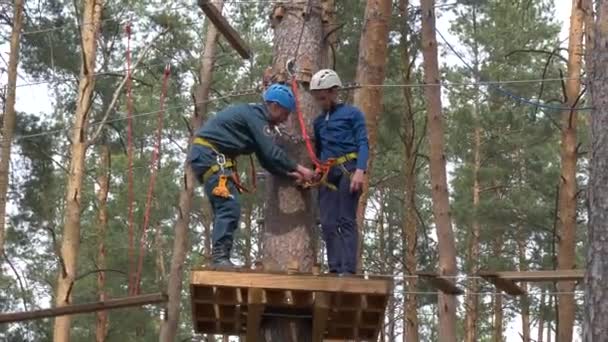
[188,84,315,268]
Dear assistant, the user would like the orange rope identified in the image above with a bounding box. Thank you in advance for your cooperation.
[132,65,171,295]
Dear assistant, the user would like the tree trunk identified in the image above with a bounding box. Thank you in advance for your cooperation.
[260,0,323,340]
[158,1,223,340]
[493,291,503,342]
[517,237,530,342]
[547,295,554,342]
[557,2,584,342]
[464,9,482,342]
[420,1,458,341]
[539,290,546,342]
[0,0,24,259]
[398,1,420,339]
[95,144,110,342]
[584,0,608,340]
[244,200,253,267]
[464,122,481,342]
[353,0,391,272]
[493,237,504,342]
[53,1,104,341]
[196,0,225,119]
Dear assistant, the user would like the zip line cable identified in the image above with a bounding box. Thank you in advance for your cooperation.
[435,28,593,112]
[2,76,584,91]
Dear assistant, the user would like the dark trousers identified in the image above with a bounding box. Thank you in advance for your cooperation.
[189,145,241,248]
[318,161,360,274]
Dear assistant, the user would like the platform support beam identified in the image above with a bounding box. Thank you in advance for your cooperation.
[480,273,526,296]
[246,288,265,342]
[418,272,464,295]
[197,0,252,59]
[312,292,330,342]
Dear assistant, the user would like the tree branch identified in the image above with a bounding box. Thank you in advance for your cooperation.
[2,251,29,311]
[87,29,169,146]
[44,226,67,279]
[504,49,568,64]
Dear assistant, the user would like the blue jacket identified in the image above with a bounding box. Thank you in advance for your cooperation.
[194,103,298,175]
[313,103,369,171]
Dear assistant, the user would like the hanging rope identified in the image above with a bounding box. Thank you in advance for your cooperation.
[285,3,339,189]
[125,22,137,294]
[132,65,171,295]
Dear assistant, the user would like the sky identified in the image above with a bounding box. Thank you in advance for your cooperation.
[1,0,578,340]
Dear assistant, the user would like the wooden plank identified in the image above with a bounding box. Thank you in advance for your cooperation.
[0,293,167,324]
[312,292,331,342]
[191,271,391,295]
[418,272,464,295]
[246,288,265,342]
[482,270,585,282]
[197,0,252,59]
[480,274,526,296]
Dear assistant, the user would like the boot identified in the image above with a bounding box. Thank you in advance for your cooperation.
[211,240,235,269]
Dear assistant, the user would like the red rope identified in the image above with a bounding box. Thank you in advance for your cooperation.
[133,65,171,295]
[290,76,322,168]
[125,23,136,295]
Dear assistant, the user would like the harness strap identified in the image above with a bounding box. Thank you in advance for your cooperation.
[303,152,358,191]
[194,137,254,194]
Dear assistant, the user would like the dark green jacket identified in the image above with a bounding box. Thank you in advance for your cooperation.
[195,103,298,175]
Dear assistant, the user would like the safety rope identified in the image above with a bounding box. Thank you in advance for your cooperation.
[125,22,137,294]
[132,65,171,296]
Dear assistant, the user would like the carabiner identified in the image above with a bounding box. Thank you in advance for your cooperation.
[216,154,227,172]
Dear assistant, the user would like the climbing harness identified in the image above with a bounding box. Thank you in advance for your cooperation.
[193,137,255,197]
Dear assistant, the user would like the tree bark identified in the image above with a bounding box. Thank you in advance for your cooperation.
[95,144,110,342]
[398,1,420,340]
[0,0,24,259]
[53,1,104,341]
[260,0,323,340]
[420,1,458,341]
[557,2,584,342]
[353,0,392,272]
[158,1,223,340]
[585,1,608,340]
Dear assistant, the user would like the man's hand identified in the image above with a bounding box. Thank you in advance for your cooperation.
[350,169,365,193]
[287,165,315,185]
[288,171,305,185]
[296,165,315,182]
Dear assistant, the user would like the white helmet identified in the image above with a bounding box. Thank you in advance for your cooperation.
[310,69,342,90]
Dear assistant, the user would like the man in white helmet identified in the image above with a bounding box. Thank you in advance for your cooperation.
[310,69,369,275]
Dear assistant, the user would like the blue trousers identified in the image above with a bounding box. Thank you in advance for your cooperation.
[188,145,241,247]
[318,161,360,274]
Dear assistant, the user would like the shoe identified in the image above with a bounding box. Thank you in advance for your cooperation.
[212,258,236,268]
[211,239,235,269]
[337,272,356,277]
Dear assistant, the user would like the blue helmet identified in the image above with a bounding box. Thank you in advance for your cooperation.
[263,84,296,112]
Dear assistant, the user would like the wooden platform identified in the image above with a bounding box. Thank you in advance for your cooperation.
[480,270,585,296]
[190,269,392,341]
